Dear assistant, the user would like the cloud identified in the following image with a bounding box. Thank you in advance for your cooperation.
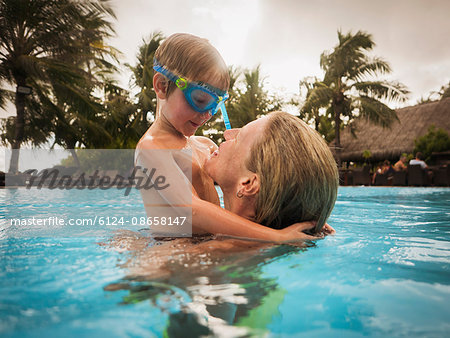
[2,0,448,119]
[240,0,450,102]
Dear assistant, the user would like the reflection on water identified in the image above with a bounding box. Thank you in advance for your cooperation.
[2,187,450,336]
[383,236,450,266]
[103,233,309,337]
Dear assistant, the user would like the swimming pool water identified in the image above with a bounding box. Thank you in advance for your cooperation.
[1,187,449,337]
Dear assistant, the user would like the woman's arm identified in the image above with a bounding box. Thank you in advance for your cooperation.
[192,195,320,242]
[136,138,330,241]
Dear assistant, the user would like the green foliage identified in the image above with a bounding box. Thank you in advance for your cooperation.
[301,30,409,164]
[127,31,164,124]
[0,95,54,146]
[315,112,335,143]
[299,77,326,129]
[414,125,450,162]
[417,81,450,104]
[0,0,117,171]
[362,150,372,160]
[198,65,282,144]
[101,83,144,149]
[60,149,134,173]
[442,82,450,99]
[229,65,282,127]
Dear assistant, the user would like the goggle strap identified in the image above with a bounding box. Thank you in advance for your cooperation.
[153,63,178,84]
[220,102,232,130]
[154,58,231,121]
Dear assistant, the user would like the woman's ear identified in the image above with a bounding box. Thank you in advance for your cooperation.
[153,73,168,100]
[239,173,260,197]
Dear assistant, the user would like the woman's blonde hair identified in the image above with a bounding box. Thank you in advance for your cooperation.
[154,33,230,95]
[246,111,339,232]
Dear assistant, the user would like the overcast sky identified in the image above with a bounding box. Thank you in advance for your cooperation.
[107,0,450,106]
[1,0,449,119]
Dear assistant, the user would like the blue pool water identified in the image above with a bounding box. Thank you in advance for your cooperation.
[1,187,450,337]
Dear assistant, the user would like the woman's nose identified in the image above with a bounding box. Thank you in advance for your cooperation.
[224,128,239,141]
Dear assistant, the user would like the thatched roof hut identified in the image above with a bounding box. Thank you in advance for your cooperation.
[338,97,450,163]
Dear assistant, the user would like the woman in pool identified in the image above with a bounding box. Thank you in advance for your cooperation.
[126,111,338,278]
[193,111,339,239]
[137,110,338,241]
[136,33,337,240]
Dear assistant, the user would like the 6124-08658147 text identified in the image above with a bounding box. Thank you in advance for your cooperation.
[9,216,187,227]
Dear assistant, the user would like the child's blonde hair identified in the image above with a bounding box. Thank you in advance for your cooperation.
[154,33,230,96]
[246,111,339,232]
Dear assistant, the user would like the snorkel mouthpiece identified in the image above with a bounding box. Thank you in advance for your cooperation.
[220,102,231,130]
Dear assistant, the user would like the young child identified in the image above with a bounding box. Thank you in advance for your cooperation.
[136,33,323,241]
[137,33,228,206]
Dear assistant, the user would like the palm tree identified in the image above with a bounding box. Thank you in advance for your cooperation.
[49,49,122,155]
[440,82,450,99]
[304,30,409,166]
[418,81,450,103]
[0,0,116,172]
[197,65,242,144]
[228,65,282,128]
[198,65,282,144]
[127,32,165,127]
[101,81,144,149]
[299,76,330,132]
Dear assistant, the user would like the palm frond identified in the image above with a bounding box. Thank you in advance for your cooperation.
[0,87,14,109]
[302,84,333,111]
[0,0,119,155]
[16,55,47,80]
[351,81,409,103]
[337,30,374,53]
[353,95,399,128]
[348,57,392,81]
[322,30,375,82]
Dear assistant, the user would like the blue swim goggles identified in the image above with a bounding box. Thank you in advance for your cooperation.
[153,59,231,129]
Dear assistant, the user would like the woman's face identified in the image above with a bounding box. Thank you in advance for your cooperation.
[205,117,269,189]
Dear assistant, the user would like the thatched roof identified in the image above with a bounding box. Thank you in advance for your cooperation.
[338,97,450,162]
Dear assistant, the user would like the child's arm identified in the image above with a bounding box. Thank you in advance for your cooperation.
[136,138,328,241]
[192,195,321,242]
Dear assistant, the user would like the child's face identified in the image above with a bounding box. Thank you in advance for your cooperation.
[163,75,224,137]
[163,86,213,136]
